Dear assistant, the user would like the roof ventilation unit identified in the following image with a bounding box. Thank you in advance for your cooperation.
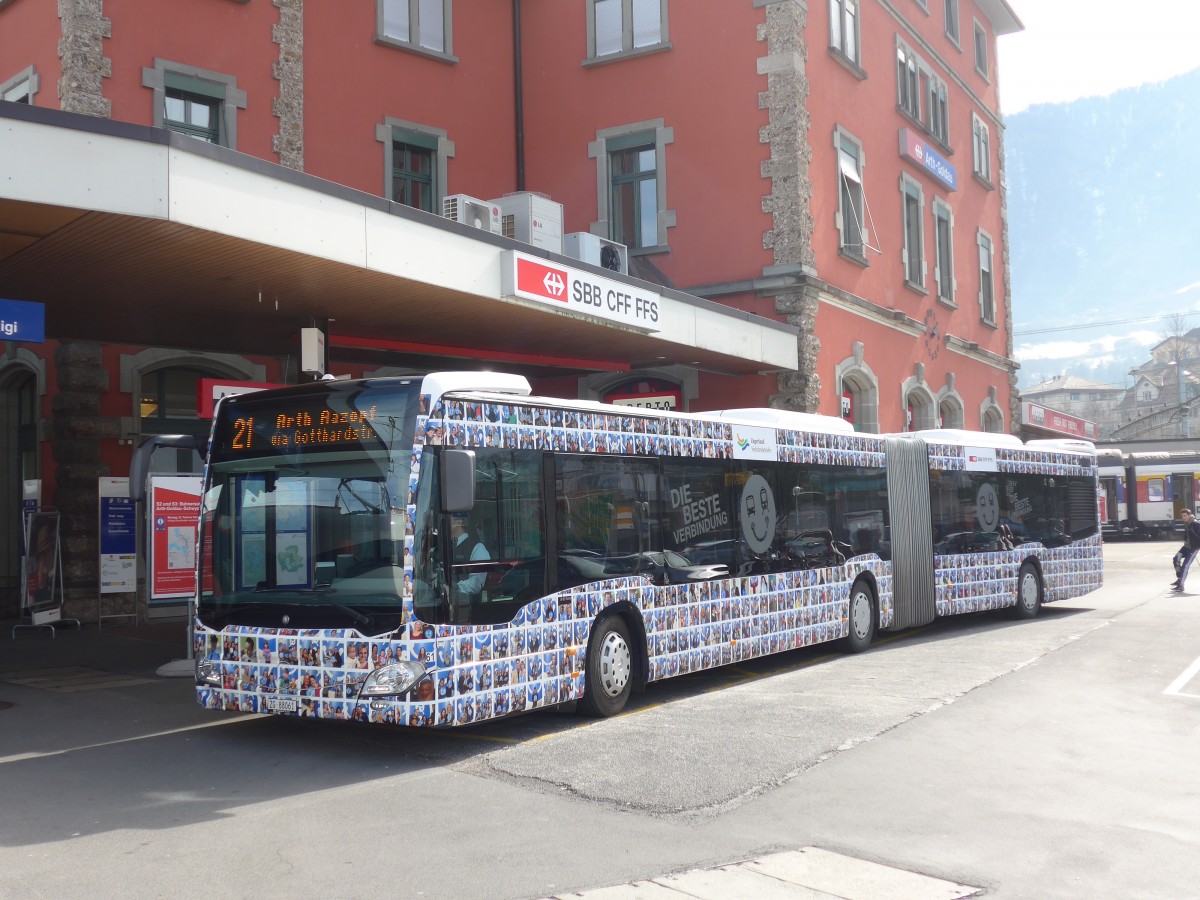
[494,192,564,254]
[563,232,628,275]
[441,194,501,233]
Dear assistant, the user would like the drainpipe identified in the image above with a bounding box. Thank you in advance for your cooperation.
[513,0,525,191]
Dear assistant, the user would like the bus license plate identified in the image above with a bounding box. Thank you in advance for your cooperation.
[265,697,298,713]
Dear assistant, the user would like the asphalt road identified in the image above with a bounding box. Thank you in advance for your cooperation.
[1,540,1197,899]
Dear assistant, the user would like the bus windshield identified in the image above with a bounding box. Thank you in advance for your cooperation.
[199,380,420,633]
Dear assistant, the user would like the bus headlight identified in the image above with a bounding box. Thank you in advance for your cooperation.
[196,658,221,687]
[362,661,426,697]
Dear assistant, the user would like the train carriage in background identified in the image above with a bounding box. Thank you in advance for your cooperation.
[1097,449,1200,540]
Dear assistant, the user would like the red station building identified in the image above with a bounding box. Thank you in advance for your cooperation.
[0,0,1022,617]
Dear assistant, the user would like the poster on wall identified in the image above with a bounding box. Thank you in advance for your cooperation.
[148,475,203,603]
[22,510,61,610]
[99,477,137,594]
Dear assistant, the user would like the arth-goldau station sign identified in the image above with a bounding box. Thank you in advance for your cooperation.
[501,250,663,334]
[898,128,957,192]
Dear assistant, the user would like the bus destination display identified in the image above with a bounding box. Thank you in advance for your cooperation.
[225,403,381,453]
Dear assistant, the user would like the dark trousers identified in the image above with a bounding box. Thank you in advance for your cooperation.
[1174,547,1197,586]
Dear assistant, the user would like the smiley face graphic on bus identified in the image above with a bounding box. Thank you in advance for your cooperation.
[976,482,999,532]
[740,474,775,554]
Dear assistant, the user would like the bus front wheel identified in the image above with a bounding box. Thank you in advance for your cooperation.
[580,615,633,717]
[845,579,876,653]
[1012,562,1043,620]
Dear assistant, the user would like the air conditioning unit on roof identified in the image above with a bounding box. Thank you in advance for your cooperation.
[441,194,501,234]
[563,232,628,275]
[493,192,564,254]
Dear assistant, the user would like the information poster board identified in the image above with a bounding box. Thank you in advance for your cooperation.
[20,479,40,557]
[99,477,137,593]
[148,476,203,602]
[22,510,60,611]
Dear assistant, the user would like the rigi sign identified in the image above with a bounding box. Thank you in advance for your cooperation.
[501,250,662,333]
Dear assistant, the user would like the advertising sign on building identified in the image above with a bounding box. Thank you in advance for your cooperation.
[197,378,283,419]
[148,475,203,602]
[99,477,137,594]
[0,299,46,343]
[501,250,663,334]
[1020,401,1098,440]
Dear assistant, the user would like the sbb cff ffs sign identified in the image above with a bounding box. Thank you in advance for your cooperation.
[503,251,662,333]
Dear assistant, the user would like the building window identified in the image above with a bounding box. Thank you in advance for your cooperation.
[609,133,658,250]
[944,0,960,44]
[982,405,1004,432]
[829,0,859,66]
[902,176,925,289]
[392,138,436,211]
[933,198,955,304]
[588,0,669,61]
[973,20,989,79]
[142,61,246,149]
[972,114,991,183]
[376,118,454,211]
[165,88,220,143]
[589,120,674,253]
[378,0,455,60]
[835,128,870,260]
[836,346,879,433]
[978,230,995,324]
[906,386,936,431]
[939,394,964,429]
[896,41,948,145]
[0,66,38,104]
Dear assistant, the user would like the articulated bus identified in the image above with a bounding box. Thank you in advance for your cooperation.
[1097,448,1200,540]
[134,372,1102,727]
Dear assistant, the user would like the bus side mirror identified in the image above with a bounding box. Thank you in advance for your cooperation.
[441,449,476,513]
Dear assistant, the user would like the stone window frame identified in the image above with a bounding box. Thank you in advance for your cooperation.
[118,348,264,444]
[980,390,1005,432]
[141,59,247,149]
[375,118,455,210]
[835,343,880,433]
[973,17,990,81]
[588,119,675,255]
[932,196,955,306]
[971,112,992,186]
[902,367,937,431]
[937,378,965,429]
[375,0,458,64]
[584,0,671,66]
[828,0,862,71]
[977,227,996,326]
[0,65,39,104]
[900,173,927,293]
[944,0,960,47]
[834,125,871,264]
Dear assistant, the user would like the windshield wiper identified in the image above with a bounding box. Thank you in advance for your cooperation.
[247,585,373,627]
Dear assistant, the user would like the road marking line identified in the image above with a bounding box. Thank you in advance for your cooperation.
[0,717,252,765]
[1164,654,1200,698]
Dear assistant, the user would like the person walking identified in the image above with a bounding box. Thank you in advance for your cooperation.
[1170,508,1200,591]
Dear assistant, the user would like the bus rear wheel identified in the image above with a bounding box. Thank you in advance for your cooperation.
[580,616,633,717]
[1012,562,1042,619]
[845,578,876,653]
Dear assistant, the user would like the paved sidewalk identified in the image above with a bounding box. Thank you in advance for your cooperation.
[548,848,981,900]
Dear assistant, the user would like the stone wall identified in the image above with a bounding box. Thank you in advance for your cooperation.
[57,0,111,117]
[272,0,304,171]
[758,0,820,412]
